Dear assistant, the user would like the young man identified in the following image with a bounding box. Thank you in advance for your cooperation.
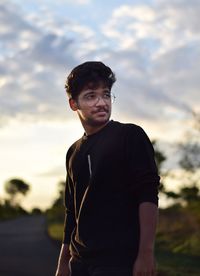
[55,61,160,276]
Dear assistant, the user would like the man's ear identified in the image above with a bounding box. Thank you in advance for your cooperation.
[69,98,78,111]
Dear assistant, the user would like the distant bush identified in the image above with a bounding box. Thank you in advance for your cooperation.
[157,203,200,256]
[47,223,63,241]
[0,200,29,221]
[31,208,43,215]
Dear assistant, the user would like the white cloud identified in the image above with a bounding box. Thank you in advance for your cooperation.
[0,1,97,126]
[99,1,200,123]
[56,0,91,4]
[0,0,200,130]
[1,0,200,209]
[102,1,200,54]
[113,4,156,22]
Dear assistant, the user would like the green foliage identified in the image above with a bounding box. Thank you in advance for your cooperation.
[0,177,31,220]
[164,185,200,207]
[4,178,30,196]
[178,112,200,172]
[179,186,200,204]
[0,200,28,220]
[152,140,167,173]
[157,204,200,256]
[31,207,43,215]
[156,248,200,275]
[46,203,65,224]
[46,180,65,222]
[4,178,30,206]
[47,223,63,241]
[179,142,200,171]
[152,140,167,192]
[163,112,200,207]
[46,180,65,241]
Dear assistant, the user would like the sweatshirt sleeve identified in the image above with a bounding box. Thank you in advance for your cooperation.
[125,125,160,206]
[62,152,76,244]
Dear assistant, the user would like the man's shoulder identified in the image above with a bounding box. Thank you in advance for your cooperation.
[112,120,143,133]
[111,120,150,144]
[66,137,82,160]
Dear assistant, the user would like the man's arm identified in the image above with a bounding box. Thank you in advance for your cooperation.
[133,202,158,276]
[56,150,76,276]
[55,243,71,276]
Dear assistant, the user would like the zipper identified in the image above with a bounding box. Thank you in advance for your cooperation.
[87,154,92,179]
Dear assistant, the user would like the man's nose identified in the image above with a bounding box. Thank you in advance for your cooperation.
[95,96,106,106]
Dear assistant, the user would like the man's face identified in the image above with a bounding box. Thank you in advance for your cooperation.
[71,83,112,128]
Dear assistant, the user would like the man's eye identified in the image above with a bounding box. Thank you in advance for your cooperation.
[86,94,96,100]
[103,93,111,98]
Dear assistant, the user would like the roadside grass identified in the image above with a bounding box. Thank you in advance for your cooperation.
[46,220,200,275]
[156,247,200,276]
[45,204,65,242]
[47,222,63,241]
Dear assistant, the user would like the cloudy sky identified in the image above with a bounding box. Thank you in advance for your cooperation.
[0,0,199,210]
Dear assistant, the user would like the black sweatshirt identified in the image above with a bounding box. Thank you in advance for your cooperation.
[63,120,160,265]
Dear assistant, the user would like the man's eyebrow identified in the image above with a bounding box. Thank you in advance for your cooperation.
[102,88,110,92]
[82,90,95,96]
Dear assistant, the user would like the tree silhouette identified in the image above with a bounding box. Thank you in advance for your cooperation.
[51,181,65,207]
[177,112,200,205]
[152,140,167,192]
[4,178,30,206]
[163,112,200,206]
[46,180,65,224]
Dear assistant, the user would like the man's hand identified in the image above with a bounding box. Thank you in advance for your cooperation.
[55,244,71,276]
[133,202,158,275]
[133,250,156,276]
[55,260,70,276]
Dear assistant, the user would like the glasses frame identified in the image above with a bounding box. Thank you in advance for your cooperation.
[80,93,116,107]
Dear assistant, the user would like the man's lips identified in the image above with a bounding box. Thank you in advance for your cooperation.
[93,108,108,114]
[94,110,108,115]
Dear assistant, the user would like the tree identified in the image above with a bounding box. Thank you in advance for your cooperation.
[156,113,200,256]
[46,180,65,223]
[179,112,200,172]
[4,178,30,206]
[163,112,200,206]
[52,180,65,208]
[177,112,200,206]
[152,140,167,192]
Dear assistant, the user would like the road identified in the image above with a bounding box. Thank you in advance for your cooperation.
[0,215,61,276]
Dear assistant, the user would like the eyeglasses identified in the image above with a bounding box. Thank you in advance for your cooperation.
[80,93,116,107]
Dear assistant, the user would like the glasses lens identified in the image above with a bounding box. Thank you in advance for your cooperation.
[88,98,98,106]
[84,94,116,106]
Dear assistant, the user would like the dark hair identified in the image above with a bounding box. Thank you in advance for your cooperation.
[65,61,116,99]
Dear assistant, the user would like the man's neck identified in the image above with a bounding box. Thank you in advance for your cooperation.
[83,120,110,136]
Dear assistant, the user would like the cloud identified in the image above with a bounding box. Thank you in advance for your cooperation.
[113,4,156,22]
[0,1,96,126]
[102,1,200,53]
[37,166,65,178]
[156,0,200,32]
[54,0,91,4]
[0,2,39,57]
[152,43,200,110]
[99,1,200,120]
[0,0,199,130]
[67,0,91,4]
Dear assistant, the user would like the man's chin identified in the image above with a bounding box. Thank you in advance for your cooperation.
[89,117,110,127]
